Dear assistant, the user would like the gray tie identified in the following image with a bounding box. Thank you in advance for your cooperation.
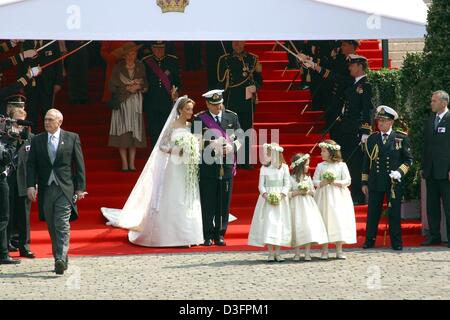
[434,116,441,130]
[49,135,57,163]
[48,135,58,185]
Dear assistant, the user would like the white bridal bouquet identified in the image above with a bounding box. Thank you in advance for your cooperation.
[174,132,200,213]
[266,192,282,206]
[322,170,337,182]
[298,181,310,195]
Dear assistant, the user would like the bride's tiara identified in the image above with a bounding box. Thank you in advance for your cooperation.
[318,142,341,151]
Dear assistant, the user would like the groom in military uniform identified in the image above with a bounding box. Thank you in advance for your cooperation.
[361,106,413,251]
[192,90,242,246]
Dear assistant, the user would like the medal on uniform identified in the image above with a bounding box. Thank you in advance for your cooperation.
[394,138,402,150]
[356,85,364,94]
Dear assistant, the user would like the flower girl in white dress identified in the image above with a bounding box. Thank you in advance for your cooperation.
[248,143,292,262]
[289,153,328,261]
[313,140,357,260]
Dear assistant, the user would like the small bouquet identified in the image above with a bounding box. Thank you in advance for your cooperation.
[266,192,282,206]
[298,181,310,195]
[322,170,336,183]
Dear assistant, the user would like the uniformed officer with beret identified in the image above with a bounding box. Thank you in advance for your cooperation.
[361,106,413,251]
[191,89,242,246]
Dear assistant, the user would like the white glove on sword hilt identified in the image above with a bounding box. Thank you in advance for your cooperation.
[389,170,402,182]
[27,66,42,78]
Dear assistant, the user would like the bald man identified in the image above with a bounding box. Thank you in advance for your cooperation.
[27,109,86,274]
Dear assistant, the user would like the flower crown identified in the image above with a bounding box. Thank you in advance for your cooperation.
[290,154,310,169]
[263,143,284,153]
[318,142,341,151]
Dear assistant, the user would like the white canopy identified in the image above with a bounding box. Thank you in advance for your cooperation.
[0,0,427,40]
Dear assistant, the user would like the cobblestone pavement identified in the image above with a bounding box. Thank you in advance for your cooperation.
[1,247,450,300]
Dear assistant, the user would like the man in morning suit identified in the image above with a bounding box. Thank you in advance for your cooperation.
[27,109,87,274]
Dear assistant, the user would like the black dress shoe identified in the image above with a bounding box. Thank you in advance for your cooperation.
[392,245,403,251]
[0,256,21,264]
[214,237,226,246]
[203,239,213,246]
[363,241,375,249]
[421,239,441,246]
[55,259,66,275]
[8,243,18,252]
[19,249,35,259]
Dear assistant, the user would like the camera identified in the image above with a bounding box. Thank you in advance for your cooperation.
[0,114,32,178]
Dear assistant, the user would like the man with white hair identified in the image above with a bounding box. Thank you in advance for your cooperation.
[361,105,413,251]
[26,108,87,274]
[421,90,450,247]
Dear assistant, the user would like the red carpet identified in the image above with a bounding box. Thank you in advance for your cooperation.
[11,41,424,259]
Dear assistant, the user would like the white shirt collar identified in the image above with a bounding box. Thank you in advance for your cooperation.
[354,74,366,84]
[210,110,222,121]
[48,128,61,141]
[437,108,449,120]
[381,128,392,136]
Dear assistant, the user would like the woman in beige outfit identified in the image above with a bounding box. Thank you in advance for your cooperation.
[108,42,148,171]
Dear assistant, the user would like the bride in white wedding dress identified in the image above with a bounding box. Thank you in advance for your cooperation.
[101,96,204,247]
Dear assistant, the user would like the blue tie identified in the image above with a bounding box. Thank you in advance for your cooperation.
[49,135,57,163]
[434,116,440,130]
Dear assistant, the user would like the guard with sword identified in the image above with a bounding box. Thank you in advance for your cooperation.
[18,40,64,133]
[299,53,374,204]
[217,41,263,170]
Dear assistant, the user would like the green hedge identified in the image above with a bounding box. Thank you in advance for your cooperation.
[366,0,450,200]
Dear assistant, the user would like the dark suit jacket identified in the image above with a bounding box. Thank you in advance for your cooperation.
[422,111,450,180]
[26,129,86,221]
[192,109,242,179]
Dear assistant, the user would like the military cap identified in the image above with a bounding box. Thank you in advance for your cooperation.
[375,105,399,120]
[202,89,224,105]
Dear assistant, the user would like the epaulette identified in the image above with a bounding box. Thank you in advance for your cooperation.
[167,54,178,59]
[395,130,408,137]
[140,54,153,61]
[225,109,237,116]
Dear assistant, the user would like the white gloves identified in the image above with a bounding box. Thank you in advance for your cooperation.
[27,66,42,78]
[361,134,369,143]
[389,170,402,182]
[302,58,315,69]
[27,66,42,79]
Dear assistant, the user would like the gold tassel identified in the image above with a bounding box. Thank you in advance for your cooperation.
[306,70,311,83]
[220,165,224,177]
